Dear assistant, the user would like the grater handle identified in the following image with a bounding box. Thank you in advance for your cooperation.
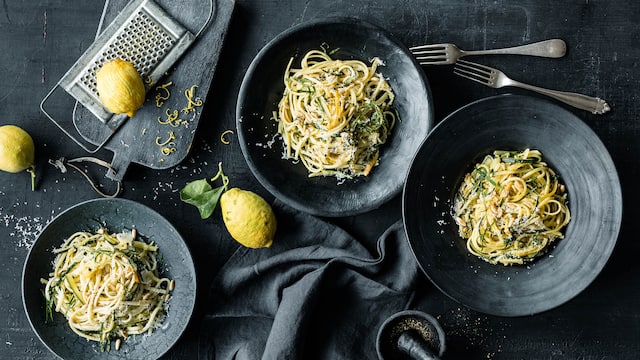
[40,84,113,153]
[194,0,216,38]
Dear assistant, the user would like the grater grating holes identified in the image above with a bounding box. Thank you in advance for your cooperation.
[80,11,177,97]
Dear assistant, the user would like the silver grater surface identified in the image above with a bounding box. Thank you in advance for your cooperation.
[80,11,176,97]
[59,0,195,128]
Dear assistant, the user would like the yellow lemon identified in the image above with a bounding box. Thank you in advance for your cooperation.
[220,188,277,248]
[96,58,146,117]
[0,125,36,190]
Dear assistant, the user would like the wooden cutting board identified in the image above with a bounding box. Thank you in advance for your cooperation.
[73,0,235,181]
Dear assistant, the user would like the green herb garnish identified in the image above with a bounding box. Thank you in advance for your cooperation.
[180,162,229,219]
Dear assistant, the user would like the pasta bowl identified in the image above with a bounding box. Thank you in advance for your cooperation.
[403,94,622,316]
[236,17,433,217]
[22,198,196,359]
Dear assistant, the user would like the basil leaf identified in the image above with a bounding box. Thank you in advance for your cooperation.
[180,179,225,219]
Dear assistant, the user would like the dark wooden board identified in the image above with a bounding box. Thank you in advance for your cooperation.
[73,0,235,180]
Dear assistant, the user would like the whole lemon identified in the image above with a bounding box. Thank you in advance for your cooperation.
[0,125,36,190]
[220,188,277,248]
[96,58,146,117]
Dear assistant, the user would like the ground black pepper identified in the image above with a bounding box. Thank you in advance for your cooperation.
[377,312,444,359]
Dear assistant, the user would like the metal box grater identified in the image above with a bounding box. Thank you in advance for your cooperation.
[41,0,212,152]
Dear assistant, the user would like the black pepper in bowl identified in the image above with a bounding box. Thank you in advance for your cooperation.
[376,310,446,360]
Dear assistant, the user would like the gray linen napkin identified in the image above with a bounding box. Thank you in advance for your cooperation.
[198,201,419,359]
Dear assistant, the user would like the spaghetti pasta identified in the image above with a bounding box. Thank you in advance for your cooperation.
[42,228,173,351]
[452,149,571,265]
[274,49,397,178]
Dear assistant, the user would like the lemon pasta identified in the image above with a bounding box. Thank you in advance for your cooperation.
[43,228,173,351]
[274,49,397,178]
[452,149,571,265]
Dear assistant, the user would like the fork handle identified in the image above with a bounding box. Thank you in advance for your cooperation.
[511,80,610,114]
[463,39,566,58]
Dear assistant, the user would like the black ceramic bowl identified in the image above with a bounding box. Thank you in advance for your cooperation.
[236,17,433,217]
[403,94,622,317]
[22,198,196,359]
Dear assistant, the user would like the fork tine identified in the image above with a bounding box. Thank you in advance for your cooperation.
[409,43,448,51]
[456,60,495,73]
[415,56,449,65]
[410,44,449,65]
[453,68,492,86]
[417,59,449,65]
[410,44,456,65]
[453,60,494,86]
[411,48,446,56]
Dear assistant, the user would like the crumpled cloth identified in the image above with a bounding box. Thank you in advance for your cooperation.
[198,202,419,359]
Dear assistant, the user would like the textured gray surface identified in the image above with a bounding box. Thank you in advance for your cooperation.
[2,0,640,359]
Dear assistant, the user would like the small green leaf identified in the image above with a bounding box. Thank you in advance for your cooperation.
[181,178,211,198]
[180,162,229,219]
[180,179,225,219]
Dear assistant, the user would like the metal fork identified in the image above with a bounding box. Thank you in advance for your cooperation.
[410,39,566,65]
[454,60,610,114]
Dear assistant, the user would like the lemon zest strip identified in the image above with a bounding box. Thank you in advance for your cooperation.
[182,85,203,114]
[157,108,187,127]
[220,130,234,144]
[161,147,176,156]
[154,82,173,107]
[155,131,176,146]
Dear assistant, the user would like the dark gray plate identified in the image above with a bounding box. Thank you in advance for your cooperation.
[22,198,196,359]
[236,17,433,217]
[403,94,622,317]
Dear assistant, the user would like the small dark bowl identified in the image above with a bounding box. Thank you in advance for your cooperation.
[22,198,197,359]
[236,17,433,217]
[376,310,446,360]
[403,94,622,317]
